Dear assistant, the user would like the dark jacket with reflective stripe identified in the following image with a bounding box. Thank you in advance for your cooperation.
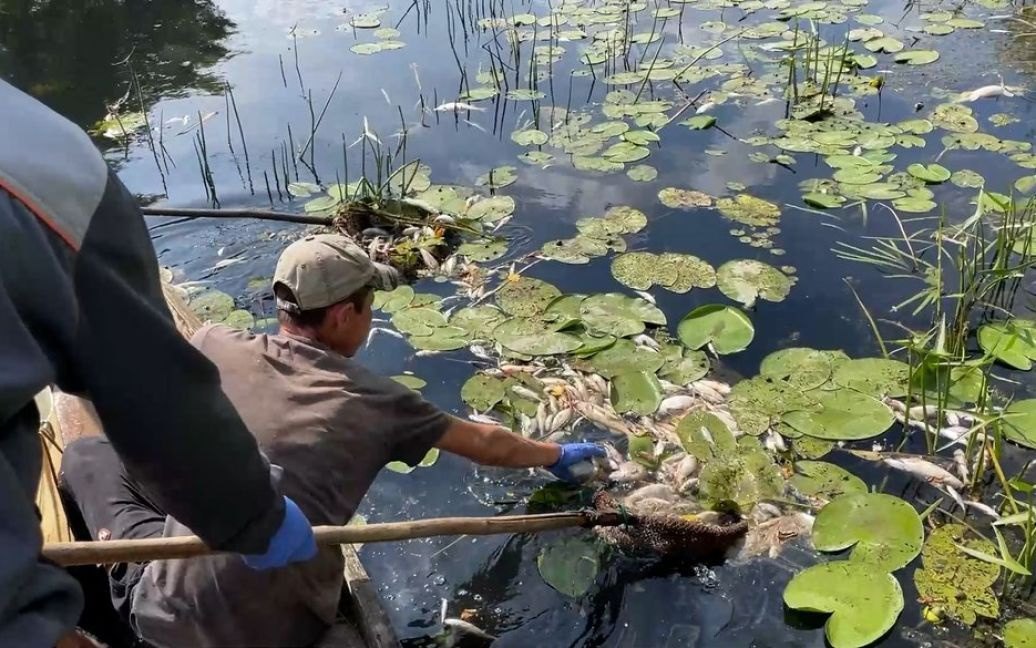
[0,80,283,646]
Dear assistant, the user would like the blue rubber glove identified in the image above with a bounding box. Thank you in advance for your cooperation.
[241,496,318,570]
[547,443,607,483]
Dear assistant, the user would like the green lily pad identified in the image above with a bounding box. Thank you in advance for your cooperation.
[190,289,235,322]
[760,347,843,390]
[676,411,736,459]
[496,277,562,317]
[391,307,449,336]
[611,252,672,290]
[462,86,500,102]
[511,129,550,146]
[450,306,507,339]
[660,253,717,293]
[682,115,717,130]
[783,389,895,441]
[456,238,508,262]
[892,195,937,213]
[1003,399,1036,449]
[507,89,546,101]
[351,13,382,28]
[582,339,665,378]
[978,320,1036,369]
[699,436,784,510]
[864,36,904,52]
[659,187,713,209]
[467,195,516,222]
[951,169,985,188]
[391,374,426,390]
[378,285,416,313]
[784,562,903,648]
[580,293,665,337]
[626,164,658,182]
[676,304,754,354]
[894,49,940,65]
[385,447,439,474]
[729,376,820,435]
[790,460,867,500]
[990,113,1020,127]
[716,259,794,307]
[287,181,320,197]
[611,371,664,414]
[803,193,846,209]
[537,537,601,598]
[492,318,582,356]
[932,103,979,134]
[832,357,909,397]
[461,373,508,411]
[907,163,951,184]
[812,492,924,571]
[350,43,384,55]
[475,165,518,188]
[660,349,710,384]
[717,194,781,227]
[914,523,999,626]
[1005,619,1036,648]
[222,309,255,329]
[409,328,469,351]
[603,205,648,234]
[519,151,555,166]
[603,142,650,163]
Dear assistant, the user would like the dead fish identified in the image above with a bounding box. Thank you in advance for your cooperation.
[634,290,656,305]
[509,385,542,402]
[609,461,649,483]
[737,512,815,559]
[763,430,787,454]
[625,483,679,506]
[442,618,496,648]
[907,404,940,420]
[361,227,391,238]
[468,345,493,361]
[882,456,964,490]
[696,101,716,114]
[419,248,440,271]
[952,448,969,482]
[575,403,631,436]
[632,334,660,350]
[958,83,1018,102]
[434,214,457,225]
[435,101,487,112]
[469,413,502,425]
[584,373,609,396]
[366,327,404,345]
[601,442,623,468]
[966,500,1000,518]
[548,408,574,433]
[535,402,549,435]
[415,349,442,357]
[658,395,695,416]
[401,225,421,236]
[402,197,439,215]
[674,454,699,482]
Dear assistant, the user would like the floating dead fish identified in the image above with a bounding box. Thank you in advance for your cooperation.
[609,461,650,483]
[366,327,404,345]
[952,448,969,482]
[419,248,440,271]
[401,225,421,236]
[882,456,964,490]
[696,101,716,114]
[434,214,457,224]
[469,413,502,425]
[361,227,391,238]
[510,385,542,402]
[736,512,815,559]
[548,408,574,433]
[442,618,496,648]
[634,290,656,305]
[625,483,679,506]
[674,454,699,483]
[658,395,695,416]
[435,101,487,112]
[632,334,660,350]
[763,430,787,453]
[958,83,1019,103]
[468,344,493,361]
[966,500,1000,519]
[415,349,442,357]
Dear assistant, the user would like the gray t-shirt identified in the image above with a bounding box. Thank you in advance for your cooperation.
[131,325,450,647]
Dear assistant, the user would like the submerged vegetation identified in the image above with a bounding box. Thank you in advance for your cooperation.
[107,0,1036,643]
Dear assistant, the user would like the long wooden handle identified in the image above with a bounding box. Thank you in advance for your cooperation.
[43,511,622,567]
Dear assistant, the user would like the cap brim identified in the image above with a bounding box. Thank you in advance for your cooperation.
[369,263,401,291]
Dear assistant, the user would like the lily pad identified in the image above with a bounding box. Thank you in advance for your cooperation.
[190,289,235,322]
[783,561,904,648]
[832,358,909,397]
[511,129,550,146]
[812,492,924,571]
[717,194,781,227]
[907,163,951,184]
[492,319,582,356]
[676,304,754,354]
[682,115,717,130]
[676,411,736,459]
[467,195,516,222]
[391,374,426,390]
[894,49,940,65]
[456,238,508,262]
[582,339,665,378]
[391,307,449,336]
[611,252,672,290]
[580,293,665,337]
[913,523,999,626]
[978,320,1036,370]
[537,537,601,598]
[627,164,658,182]
[496,277,562,317]
[760,347,842,390]
[783,389,895,441]
[475,165,518,188]
[603,205,648,234]
[610,371,664,414]
[790,460,867,500]
[450,306,507,339]
[378,285,416,313]
[699,436,784,510]
[409,328,468,351]
[660,349,710,384]
[716,259,794,307]
[1003,399,1036,449]
[461,374,508,411]
[659,253,717,293]
[729,376,819,435]
[659,187,713,209]
[1005,619,1036,648]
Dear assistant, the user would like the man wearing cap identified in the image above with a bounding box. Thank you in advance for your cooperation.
[59,234,604,647]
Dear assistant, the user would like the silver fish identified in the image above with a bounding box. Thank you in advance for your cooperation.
[658,395,695,416]
[468,413,502,425]
[366,327,404,345]
[435,101,487,112]
[763,430,787,453]
[631,334,660,350]
[634,290,656,305]
[609,461,650,483]
[510,385,542,402]
[674,454,699,482]
[419,248,440,271]
[434,214,457,224]
[443,618,496,648]
[548,408,574,433]
[883,456,964,490]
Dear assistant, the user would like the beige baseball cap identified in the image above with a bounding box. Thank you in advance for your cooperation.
[273,234,400,312]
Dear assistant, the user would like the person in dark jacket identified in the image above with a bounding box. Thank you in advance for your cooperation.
[0,80,317,647]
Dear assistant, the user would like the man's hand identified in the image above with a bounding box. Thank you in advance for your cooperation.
[241,497,317,570]
[546,443,607,483]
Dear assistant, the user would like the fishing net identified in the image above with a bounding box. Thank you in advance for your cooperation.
[589,492,748,560]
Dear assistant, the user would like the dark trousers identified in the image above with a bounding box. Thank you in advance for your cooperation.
[59,438,165,625]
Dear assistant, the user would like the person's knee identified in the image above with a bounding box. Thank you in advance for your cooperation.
[59,437,116,495]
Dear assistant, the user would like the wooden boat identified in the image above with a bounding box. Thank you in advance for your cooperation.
[35,284,399,647]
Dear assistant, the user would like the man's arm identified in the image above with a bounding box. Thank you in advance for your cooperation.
[435,416,562,467]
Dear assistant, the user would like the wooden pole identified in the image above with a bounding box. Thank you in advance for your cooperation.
[42,511,623,567]
[140,206,333,226]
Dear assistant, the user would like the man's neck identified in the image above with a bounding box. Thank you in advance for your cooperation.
[278,323,321,344]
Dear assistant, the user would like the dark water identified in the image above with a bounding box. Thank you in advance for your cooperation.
[5,0,1036,645]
